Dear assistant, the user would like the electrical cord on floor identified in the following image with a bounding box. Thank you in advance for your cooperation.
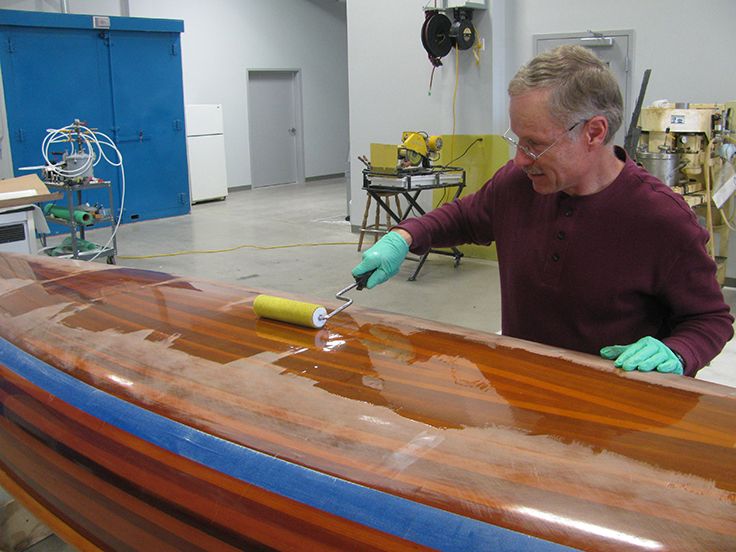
[117,241,360,259]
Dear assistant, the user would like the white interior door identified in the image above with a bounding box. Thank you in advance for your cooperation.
[534,31,634,147]
[248,70,300,188]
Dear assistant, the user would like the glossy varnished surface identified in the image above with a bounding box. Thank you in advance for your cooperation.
[0,252,734,551]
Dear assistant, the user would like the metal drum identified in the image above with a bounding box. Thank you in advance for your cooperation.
[636,150,683,187]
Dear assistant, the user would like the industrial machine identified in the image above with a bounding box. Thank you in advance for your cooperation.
[397,131,444,169]
[364,131,446,175]
[40,120,100,184]
[636,101,736,283]
[637,102,734,191]
[360,132,464,276]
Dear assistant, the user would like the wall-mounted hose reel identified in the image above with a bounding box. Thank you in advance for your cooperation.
[421,8,476,67]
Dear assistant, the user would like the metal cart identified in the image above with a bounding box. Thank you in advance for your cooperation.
[362,167,465,280]
[41,180,117,264]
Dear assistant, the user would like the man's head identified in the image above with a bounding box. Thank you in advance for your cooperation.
[508,45,623,144]
[505,46,626,196]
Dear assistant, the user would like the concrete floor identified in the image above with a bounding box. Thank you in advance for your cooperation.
[6,175,736,551]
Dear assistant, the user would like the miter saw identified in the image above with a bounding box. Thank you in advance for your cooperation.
[397,131,443,170]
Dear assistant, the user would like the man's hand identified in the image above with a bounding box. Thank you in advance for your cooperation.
[352,231,410,289]
[600,336,683,375]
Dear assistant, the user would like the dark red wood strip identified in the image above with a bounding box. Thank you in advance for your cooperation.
[0,362,438,552]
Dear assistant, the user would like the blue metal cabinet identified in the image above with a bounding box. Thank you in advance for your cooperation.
[0,9,190,227]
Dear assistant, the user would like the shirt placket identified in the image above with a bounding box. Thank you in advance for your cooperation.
[541,201,576,285]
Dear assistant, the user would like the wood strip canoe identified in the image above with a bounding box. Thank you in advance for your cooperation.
[0,251,734,551]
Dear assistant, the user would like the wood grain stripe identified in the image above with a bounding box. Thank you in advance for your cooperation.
[0,253,734,551]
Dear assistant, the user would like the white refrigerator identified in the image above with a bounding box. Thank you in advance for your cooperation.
[186,104,228,203]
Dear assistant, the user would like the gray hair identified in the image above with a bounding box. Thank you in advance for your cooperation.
[508,45,623,144]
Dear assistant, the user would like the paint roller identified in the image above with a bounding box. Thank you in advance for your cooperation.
[253,270,374,329]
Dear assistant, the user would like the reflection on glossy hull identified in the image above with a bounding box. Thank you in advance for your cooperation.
[0,252,734,551]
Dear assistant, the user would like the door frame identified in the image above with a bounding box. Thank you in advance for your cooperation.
[0,62,14,181]
[246,68,305,188]
[533,30,635,147]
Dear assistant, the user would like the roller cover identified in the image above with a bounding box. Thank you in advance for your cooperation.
[253,295,327,329]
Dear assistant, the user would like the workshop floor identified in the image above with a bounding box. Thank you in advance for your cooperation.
[7,175,736,552]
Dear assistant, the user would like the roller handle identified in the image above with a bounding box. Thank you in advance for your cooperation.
[326,269,378,321]
[354,269,375,291]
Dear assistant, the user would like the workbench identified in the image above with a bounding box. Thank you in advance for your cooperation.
[362,167,465,280]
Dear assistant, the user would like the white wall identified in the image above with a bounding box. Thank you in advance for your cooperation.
[347,0,736,278]
[507,0,736,107]
[0,0,350,187]
[346,0,501,221]
[3,0,736,278]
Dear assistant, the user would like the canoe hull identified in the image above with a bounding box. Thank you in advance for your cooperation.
[0,252,734,551]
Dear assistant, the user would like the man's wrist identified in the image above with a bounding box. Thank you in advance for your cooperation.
[391,228,413,247]
[672,350,686,369]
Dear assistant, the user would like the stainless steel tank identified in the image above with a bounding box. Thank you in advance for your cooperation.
[636,150,682,187]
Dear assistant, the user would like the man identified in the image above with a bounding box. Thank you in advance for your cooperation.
[353,45,733,377]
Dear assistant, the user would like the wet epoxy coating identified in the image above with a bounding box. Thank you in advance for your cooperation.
[0,253,735,552]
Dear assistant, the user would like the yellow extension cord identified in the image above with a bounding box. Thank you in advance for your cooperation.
[117,241,360,260]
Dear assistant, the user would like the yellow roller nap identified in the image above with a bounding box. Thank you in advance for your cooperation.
[253,295,328,329]
[253,270,374,329]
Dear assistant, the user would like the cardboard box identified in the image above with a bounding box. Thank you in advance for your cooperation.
[0,174,62,210]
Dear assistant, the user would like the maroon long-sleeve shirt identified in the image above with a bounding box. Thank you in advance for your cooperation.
[397,148,734,376]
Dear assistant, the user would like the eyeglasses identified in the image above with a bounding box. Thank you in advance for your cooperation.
[503,121,583,161]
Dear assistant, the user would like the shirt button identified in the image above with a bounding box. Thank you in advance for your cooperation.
[557,231,565,239]
[565,209,573,217]
[552,253,560,262]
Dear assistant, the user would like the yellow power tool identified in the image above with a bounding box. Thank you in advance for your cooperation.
[398,131,443,167]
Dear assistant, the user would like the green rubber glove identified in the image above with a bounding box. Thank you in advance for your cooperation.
[600,336,683,375]
[352,231,409,289]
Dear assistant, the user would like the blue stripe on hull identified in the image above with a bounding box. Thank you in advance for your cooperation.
[0,337,577,552]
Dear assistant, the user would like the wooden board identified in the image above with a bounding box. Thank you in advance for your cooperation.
[0,498,54,551]
[0,251,734,551]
